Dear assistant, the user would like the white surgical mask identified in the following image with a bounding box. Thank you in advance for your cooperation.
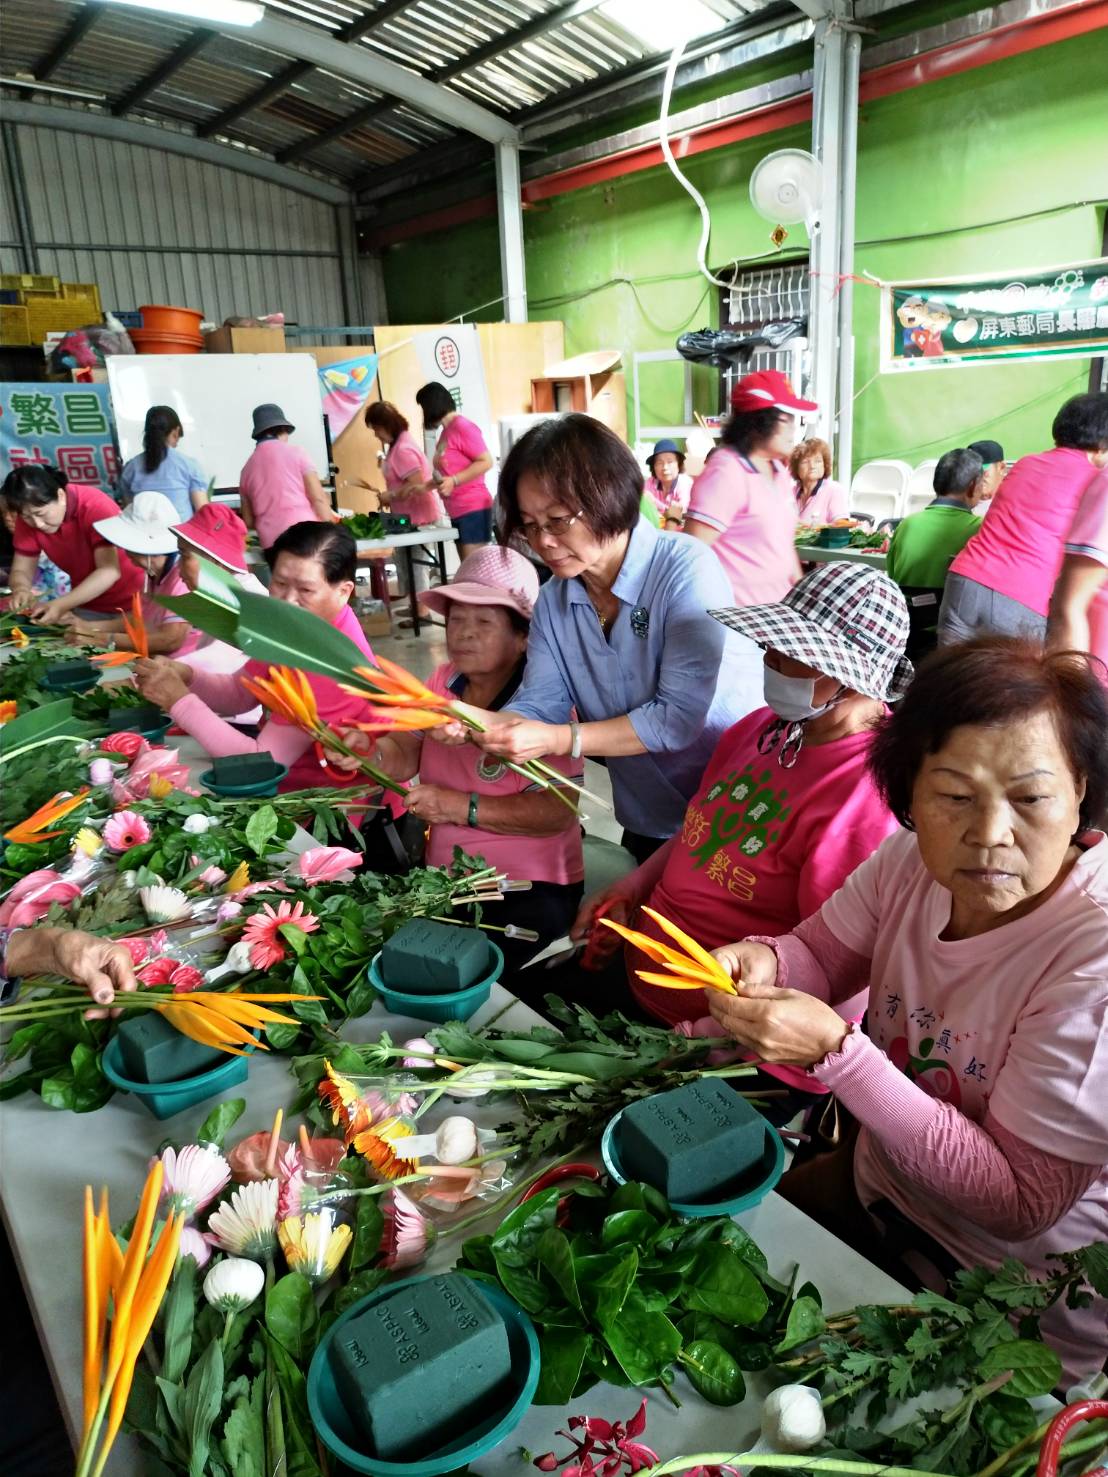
[763,665,832,723]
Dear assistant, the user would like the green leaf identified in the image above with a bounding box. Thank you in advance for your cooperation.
[332,1267,387,1315]
[349,1194,384,1271]
[182,1335,224,1477]
[605,1302,682,1385]
[969,1309,1019,1358]
[600,1209,657,1250]
[535,1327,590,1405]
[774,1294,826,1353]
[156,592,241,645]
[1076,1243,1108,1297]
[0,697,88,755]
[494,1259,550,1315]
[265,1273,318,1362]
[587,1249,639,1326]
[161,1256,198,1385]
[978,1391,1037,1451]
[490,1185,560,1267]
[244,805,279,857]
[682,1338,746,1405]
[718,1220,770,1274]
[978,1338,1062,1397]
[195,1097,246,1149]
[535,1227,582,1311]
[684,1244,770,1327]
[234,589,368,684]
[221,1375,265,1477]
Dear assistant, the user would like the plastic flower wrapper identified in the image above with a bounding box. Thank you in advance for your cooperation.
[277,1204,353,1286]
[316,1061,416,1146]
[0,869,83,928]
[380,1186,434,1270]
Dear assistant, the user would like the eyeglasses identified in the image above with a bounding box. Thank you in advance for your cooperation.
[518,512,583,543]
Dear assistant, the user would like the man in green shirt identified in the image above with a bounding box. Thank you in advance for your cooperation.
[887,448,987,658]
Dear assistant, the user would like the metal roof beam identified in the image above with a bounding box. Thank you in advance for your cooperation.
[279,0,603,165]
[1,100,352,205]
[34,5,101,82]
[110,30,216,116]
[197,0,420,141]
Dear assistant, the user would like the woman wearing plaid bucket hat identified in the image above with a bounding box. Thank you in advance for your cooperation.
[572,563,909,1091]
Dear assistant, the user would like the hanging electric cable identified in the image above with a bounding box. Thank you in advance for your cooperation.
[658,40,736,291]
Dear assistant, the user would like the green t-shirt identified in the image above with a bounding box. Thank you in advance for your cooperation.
[887,502,981,588]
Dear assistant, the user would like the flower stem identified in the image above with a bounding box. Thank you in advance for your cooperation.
[641,1455,960,1477]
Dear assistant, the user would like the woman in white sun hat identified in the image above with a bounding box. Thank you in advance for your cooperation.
[334,545,585,980]
[68,491,191,654]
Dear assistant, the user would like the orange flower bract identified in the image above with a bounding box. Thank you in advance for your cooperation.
[91,593,149,666]
[600,908,737,995]
[4,787,91,844]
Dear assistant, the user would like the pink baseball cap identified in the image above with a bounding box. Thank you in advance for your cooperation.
[419,545,539,621]
[175,503,249,573]
[730,368,818,415]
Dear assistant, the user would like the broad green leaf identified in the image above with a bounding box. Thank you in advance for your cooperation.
[195,1097,246,1149]
[161,1256,198,1384]
[682,1338,746,1405]
[979,1338,1062,1397]
[0,697,88,755]
[265,1273,317,1362]
[182,1335,224,1477]
[585,1249,638,1326]
[333,1267,387,1315]
[605,1302,682,1385]
[244,804,279,857]
[600,1209,657,1250]
[775,1294,826,1353]
[535,1327,590,1405]
[156,593,240,646]
[536,1227,582,1311]
[684,1244,770,1327]
[494,1258,550,1315]
[978,1391,1037,1451]
[233,589,367,684]
[1076,1242,1108,1296]
[349,1194,384,1271]
[490,1185,560,1267]
[194,556,245,608]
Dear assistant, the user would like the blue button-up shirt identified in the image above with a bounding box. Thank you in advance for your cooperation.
[511,518,761,838]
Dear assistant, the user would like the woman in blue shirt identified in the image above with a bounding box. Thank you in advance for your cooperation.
[118,406,209,520]
[468,414,763,860]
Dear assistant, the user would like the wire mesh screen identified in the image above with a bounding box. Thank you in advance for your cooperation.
[719,260,810,411]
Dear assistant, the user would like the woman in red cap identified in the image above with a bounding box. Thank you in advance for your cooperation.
[684,369,816,605]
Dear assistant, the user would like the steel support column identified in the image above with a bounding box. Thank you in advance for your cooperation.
[0,123,39,273]
[807,10,845,448]
[496,141,527,323]
[835,27,862,484]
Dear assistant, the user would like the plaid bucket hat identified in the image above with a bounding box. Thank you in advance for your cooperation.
[710,562,913,701]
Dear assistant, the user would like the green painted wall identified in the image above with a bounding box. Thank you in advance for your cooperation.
[382,28,1108,473]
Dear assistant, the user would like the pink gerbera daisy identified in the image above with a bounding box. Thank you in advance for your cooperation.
[102,810,152,853]
[241,900,320,970]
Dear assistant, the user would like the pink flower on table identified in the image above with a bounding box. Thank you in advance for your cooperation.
[126,748,191,798]
[149,928,170,954]
[169,964,205,993]
[159,1143,231,1216]
[118,937,150,966]
[380,1187,434,1270]
[241,900,320,970]
[216,900,243,923]
[533,1401,657,1477]
[177,1226,212,1268]
[89,757,116,786]
[138,957,204,992]
[234,879,291,901]
[297,846,363,885]
[197,866,227,888]
[100,732,149,760]
[102,810,152,853]
[0,870,83,928]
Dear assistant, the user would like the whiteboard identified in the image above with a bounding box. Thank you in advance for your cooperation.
[106,353,330,491]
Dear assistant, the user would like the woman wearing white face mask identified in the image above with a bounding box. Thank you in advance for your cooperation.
[573,563,911,1066]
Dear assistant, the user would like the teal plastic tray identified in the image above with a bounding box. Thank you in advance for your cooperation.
[101,1033,255,1120]
[307,1273,539,1476]
[199,763,288,797]
[367,940,503,1023]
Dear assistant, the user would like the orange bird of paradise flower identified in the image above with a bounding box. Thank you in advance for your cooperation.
[8,625,30,649]
[0,699,17,724]
[4,787,91,844]
[77,1161,185,1477]
[154,990,316,1056]
[601,906,738,995]
[240,665,320,730]
[91,593,148,666]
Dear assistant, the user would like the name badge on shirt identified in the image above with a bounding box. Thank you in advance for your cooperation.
[630,606,649,639]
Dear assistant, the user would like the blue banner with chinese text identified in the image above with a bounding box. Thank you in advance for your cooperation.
[0,383,120,489]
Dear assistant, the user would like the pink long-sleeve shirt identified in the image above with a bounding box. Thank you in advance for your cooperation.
[764,827,1108,1381]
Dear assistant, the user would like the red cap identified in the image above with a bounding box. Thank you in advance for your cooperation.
[730,369,818,415]
[175,503,249,573]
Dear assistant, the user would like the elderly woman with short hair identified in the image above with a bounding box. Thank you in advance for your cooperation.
[705,637,1108,1380]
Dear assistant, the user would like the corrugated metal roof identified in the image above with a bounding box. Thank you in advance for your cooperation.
[0,0,770,188]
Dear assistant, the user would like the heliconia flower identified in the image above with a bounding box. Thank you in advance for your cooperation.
[0,699,18,723]
[3,788,91,845]
[159,1144,231,1216]
[224,861,250,894]
[277,1208,352,1285]
[88,758,116,786]
[139,884,191,924]
[216,900,243,924]
[297,846,362,885]
[207,1179,279,1260]
[182,813,216,835]
[239,666,320,732]
[197,865,227,888]
[100,732,148,760]
[102,810,152,853]
[202,1256,265,1312]
[71,826,104,858]
[117,937,150,966]
[241,899,320,970]
[0,869,83,929]
[380,1187,434,1270]
[177,1226,212,1269]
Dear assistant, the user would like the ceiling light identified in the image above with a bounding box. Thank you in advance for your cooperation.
[599,0,721,53]
[94,0,264,27]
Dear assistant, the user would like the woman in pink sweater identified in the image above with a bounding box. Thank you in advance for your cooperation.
[134,521,375,793]
[705,637,1108,1381]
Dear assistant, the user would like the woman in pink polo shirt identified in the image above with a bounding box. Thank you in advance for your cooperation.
[706,638,1108,1381]
[2,464,144,622]
[238,403,333,553]
[338,545,584,982]
[684,369,812,605]
[134,521,376,794]
[363,400,443,529]
[938,392,1108,644]
[791,436,848,525]
[415,382,494,559]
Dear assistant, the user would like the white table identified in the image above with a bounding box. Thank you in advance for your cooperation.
[1,960,907,1475]
[801,544,888,571]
